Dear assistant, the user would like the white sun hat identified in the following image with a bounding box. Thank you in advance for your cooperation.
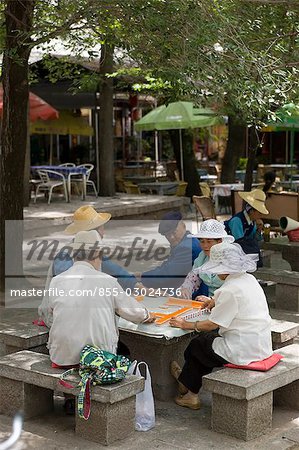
[197,241,258,275]
[190,219,235,242]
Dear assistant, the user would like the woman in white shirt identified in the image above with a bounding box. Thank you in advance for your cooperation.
[169,241,273,410]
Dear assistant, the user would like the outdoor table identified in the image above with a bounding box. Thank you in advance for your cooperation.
[138,181,178,195]
[262,236,299,272]
[31,165,87,202]
[279,181,299,192]
[119,295,209,400]
[200,174,217,183]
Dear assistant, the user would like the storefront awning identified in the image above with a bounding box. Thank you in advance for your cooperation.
[30,110,94,136]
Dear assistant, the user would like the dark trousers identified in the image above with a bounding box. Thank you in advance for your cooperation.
[117,340,130,358]
[178,330,228,394]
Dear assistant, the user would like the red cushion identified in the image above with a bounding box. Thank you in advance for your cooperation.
[51,362,79,369]
[32,319,47,327]
[224,353,283,371]
[287,229,299,242]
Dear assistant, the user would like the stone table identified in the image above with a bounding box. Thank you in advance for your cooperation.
[262,237,299,272]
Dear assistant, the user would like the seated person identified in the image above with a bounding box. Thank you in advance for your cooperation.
[179,219,234,299]
[39,205,141,327]
[263,171,276,193]
[224,189,269,266]
[47,230,155,367]
[169,241,273,410]
[137,211,202,290]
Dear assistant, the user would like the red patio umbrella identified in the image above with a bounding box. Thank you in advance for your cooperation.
[0,84,58,121]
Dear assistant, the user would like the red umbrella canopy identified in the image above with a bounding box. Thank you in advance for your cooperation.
[0,85,59,121]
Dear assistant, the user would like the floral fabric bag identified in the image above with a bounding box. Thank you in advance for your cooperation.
[59,345,131,419]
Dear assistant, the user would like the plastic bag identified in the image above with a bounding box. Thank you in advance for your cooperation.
[128,361,155,432]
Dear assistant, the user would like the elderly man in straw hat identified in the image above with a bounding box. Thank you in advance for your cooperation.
[39,205,141,327]
[224,189,269,266]
[169,241,272,410]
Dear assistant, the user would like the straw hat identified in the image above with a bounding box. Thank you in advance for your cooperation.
[197,242,258,275]
[190,219,235,242]
[64,206,111,235]
[238,189,269,215]
[70,230,102,250]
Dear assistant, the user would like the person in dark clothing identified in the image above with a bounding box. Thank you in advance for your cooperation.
[224,189,269,267]
[263,171,276,193]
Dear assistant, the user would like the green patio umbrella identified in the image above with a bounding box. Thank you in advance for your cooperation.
[135,101,222,180]
[264,103,299,183]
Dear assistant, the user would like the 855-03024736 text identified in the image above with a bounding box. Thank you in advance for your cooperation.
[10,287,182,298]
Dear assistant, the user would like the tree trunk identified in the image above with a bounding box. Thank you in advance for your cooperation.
[0,0,35,294]
[221,116,246,183]
[99,42,115,196]
[169,130,201,198]
[244,125,260,191]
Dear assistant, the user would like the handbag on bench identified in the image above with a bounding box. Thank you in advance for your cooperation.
[59,345,131,419]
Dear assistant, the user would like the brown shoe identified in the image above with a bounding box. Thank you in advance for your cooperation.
[175,395,200,410]
[170,361,188,395]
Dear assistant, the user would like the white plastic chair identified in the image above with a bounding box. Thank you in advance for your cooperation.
[59,163,76,167]
[35,170,68,204]
[71,163,98,197]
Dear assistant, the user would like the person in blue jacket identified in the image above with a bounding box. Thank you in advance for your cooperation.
[138,211,202,291]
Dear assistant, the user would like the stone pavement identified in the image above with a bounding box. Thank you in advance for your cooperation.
[1,392,299,449]
[24,193,190,232]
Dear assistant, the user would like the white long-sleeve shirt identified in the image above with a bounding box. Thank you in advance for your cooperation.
[210,273,273,365]
[47,261,148,365]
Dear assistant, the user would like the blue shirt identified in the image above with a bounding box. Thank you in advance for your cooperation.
[141,232,202,289]
[225,210,256,240]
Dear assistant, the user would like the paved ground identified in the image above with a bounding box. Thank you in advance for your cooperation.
[1,194,299,449]
[1,394,299,450]
[24,193,190,229]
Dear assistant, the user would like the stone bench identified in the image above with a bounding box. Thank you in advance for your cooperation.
[0,309,48,356]
[260,249,277,267]
[202,344,299,441]
[0,350,144,446]
[0,324,48,356]
[120,318,298,401]
[255,268,299,311]
[271,319,299,349]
